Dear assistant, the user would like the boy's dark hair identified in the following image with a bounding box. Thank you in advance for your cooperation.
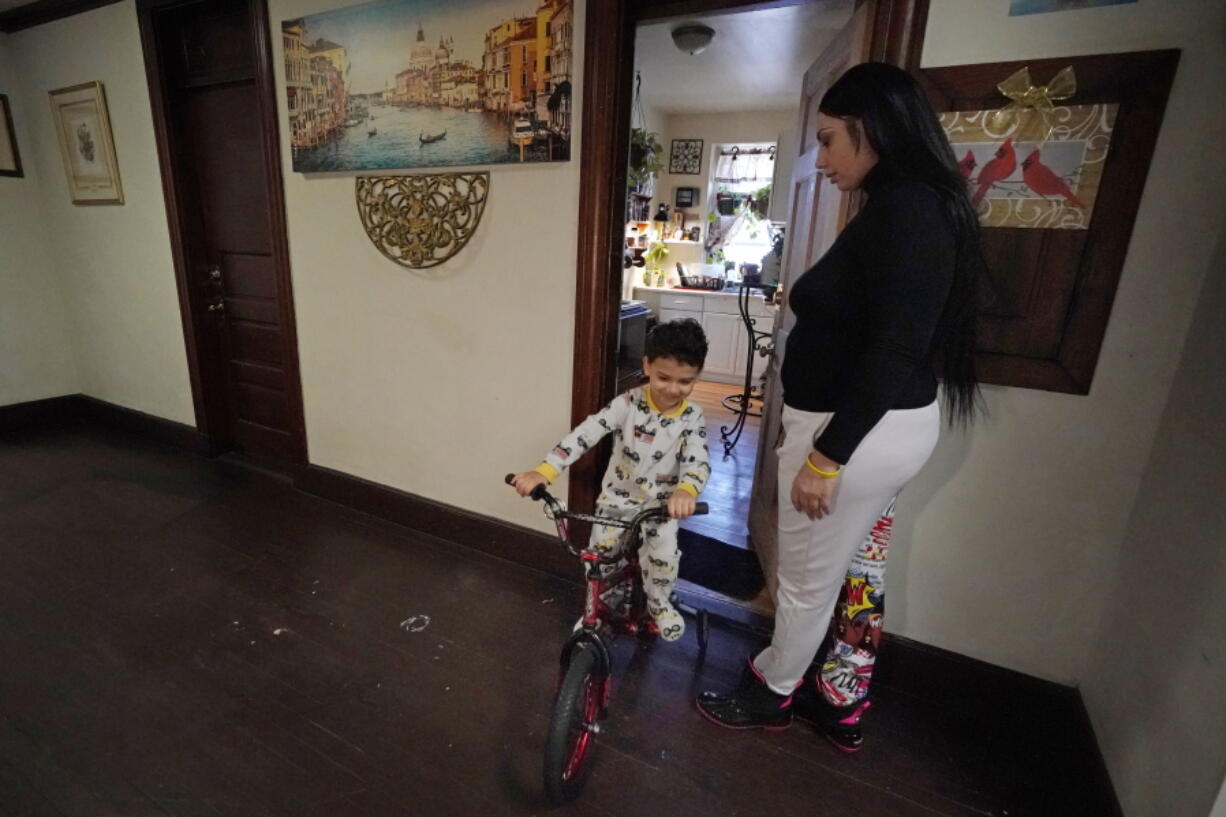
[644,318,708,370]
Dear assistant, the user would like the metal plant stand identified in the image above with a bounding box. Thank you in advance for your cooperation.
[720,283,775,457]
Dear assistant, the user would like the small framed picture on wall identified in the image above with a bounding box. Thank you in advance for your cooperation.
[0,94,22,178]
[675,186,698,208]
[48,81,124,204]
[669,138,703,174]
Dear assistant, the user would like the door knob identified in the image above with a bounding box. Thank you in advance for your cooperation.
[208,266,222,281]
[207,299,225,313]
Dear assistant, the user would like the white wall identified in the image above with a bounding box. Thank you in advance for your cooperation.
[892,0,1226,686]
[0,38,79,406]
[268,0,587,534]
[1080,232,1226,817]
[4,1,194,423]
[1212,779,1226,817]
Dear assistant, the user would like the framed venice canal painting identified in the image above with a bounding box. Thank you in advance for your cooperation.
[282,0,574,173]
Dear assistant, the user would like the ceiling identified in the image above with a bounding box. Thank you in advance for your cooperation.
[2,1,851,114]
[633,0,853,115]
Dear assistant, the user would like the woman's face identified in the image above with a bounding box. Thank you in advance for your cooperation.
[816,112,878,192]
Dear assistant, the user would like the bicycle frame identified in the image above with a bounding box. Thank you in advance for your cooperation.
[506,473,709,804]
[535,490,669,725]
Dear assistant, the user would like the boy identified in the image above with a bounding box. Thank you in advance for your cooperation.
[511,319,711,641]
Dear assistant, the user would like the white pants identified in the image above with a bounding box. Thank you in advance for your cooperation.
[754,401,940,695]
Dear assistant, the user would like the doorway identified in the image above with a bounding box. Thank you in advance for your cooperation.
[139,0,307,472]
[574,0,930,612]
[622,2,856,609]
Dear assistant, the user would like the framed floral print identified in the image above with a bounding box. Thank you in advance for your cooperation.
[669,138,702,175]
[48,81,124,205]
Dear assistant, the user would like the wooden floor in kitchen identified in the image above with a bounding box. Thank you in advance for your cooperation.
[682,380,761,548]
[0,421,1118,817]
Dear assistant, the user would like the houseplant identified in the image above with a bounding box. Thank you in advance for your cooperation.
[753,183,772,217]
[628,128,663,191]
[643,240,669,286]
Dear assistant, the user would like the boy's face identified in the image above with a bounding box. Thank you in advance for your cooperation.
[642,355,700,413]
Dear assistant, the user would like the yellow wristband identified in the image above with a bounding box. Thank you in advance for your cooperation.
[805,453,841,479]
[533,462,560,483]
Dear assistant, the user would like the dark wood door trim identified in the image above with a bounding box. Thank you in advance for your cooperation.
[868,0,930,69]
[567,0,634,513]
[249,0,308,466]
[137,0,307,467]
[137,0,212,442]
[569,0,929,512]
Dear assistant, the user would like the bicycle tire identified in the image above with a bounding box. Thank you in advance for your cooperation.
[543,644,603,803]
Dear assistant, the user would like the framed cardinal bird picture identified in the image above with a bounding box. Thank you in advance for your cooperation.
[939,103,1115,230]
[918,50,1180,395]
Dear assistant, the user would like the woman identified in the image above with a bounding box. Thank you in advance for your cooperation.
[696,62,983,751]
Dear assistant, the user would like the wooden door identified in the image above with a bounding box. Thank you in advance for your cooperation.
[141,0,305,468]
[747,2,873,602]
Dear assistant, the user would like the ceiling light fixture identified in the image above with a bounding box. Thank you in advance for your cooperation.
[671,22,715,55]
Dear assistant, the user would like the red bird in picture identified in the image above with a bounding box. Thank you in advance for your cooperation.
[1021,149,1086,209]
[957,150,976,180]
[972,137,1016,206]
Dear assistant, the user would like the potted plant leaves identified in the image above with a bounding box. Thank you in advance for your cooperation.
[715,184,736,215]
[643,240,669,286]
[753,183,772,217]
[628,128,664,191]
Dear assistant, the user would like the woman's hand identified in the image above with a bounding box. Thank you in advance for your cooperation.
[511,471,549,497]
[667,489,697,520]
[791,455,839,520]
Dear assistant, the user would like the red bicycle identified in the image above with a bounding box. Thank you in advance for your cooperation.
[505,475,710,803]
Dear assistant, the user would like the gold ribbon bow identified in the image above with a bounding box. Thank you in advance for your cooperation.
[989,65,1077,141]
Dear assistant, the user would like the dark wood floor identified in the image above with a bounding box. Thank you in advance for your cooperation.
[681,380,760,548]
[0,424,1111,817]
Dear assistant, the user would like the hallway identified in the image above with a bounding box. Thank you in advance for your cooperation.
[0,423,1118,816]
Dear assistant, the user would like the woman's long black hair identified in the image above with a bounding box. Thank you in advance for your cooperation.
[820,62,983,427]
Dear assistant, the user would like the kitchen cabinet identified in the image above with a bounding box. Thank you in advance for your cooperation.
[633,286,776,385]
[702,312,741,377]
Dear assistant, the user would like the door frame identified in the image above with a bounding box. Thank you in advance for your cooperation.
[569,0,929,511]
[137,0,308,467]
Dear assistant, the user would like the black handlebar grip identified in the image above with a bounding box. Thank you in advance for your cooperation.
[694,502,709,516]
[506,472,549,502]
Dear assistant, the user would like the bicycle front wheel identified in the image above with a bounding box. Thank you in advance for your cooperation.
[543,644,604,803]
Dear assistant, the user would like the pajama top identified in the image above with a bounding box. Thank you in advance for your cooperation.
[534,386,711,505]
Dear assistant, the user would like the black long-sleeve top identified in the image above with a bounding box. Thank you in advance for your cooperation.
[781,174,956,465]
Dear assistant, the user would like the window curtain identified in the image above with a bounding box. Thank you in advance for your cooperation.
[712,146,775,184]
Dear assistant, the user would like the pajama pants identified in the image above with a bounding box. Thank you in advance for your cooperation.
[815,497,895,706]
[753,401,940,698]
[591,500,680,619]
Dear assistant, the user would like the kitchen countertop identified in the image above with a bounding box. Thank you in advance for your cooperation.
[633,284,774,301]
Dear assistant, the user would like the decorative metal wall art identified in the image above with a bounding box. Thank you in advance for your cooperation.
[355,172,489,269]
[669,138,703,174]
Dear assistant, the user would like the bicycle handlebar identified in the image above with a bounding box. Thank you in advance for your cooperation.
[504,472,548,501]
[504,473,708,518]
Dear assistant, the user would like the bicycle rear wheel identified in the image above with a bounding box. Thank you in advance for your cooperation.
[543,644,604,803]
